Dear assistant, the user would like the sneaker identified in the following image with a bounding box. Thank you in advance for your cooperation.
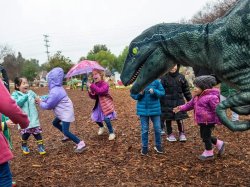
[61,136,70,142]
[38,144,46,155]
[75,141,87,153]
[98,127,105,135]
[179,133,187,142]
[198,150,214,161]
[160,130,166,136]
[166,134,177,142]
[154,146,163,154]
[141,147,148,156]
[217,141,225,157]
[12,181,17,187]
[108,133,116,141]
[21,145,30,155]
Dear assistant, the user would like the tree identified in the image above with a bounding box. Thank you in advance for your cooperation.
[191,0,238,23]
[44,51,74,73]
[2,54,18,81]
[87,44,108,56]
[21,59,40,81]
[0,45,14,62]
[115,46,128,73]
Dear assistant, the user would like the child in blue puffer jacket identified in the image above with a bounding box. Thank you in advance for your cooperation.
[131,80,165,155]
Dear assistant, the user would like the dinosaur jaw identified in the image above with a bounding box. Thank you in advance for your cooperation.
[128,48,175,94]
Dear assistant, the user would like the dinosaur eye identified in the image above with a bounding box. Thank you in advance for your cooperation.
[132,47,138,55]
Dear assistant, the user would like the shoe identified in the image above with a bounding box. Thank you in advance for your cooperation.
[141,147,148,156]
[37,140,46,155]
[12,181,16,187]
[154,146,163,154]
[61,136,70,142]
[21,145,30,155]
[179,133,187,142]
[37,144,46,155]
[75,141,87,153]
[98,127,105,135]
[198,150,214,161]
[108,133,116,141]
[217,141,225,157]
[160,130,166,136]
[166,134,177,142]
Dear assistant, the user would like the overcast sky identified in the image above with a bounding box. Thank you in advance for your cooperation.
[0,0,214,64]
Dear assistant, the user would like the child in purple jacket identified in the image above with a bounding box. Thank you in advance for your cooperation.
[173,75,225,161]
[36,67,87,153]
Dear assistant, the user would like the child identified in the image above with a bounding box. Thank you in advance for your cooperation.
[87,69,116,141]
[160,64,192,142]
[173,75,225,160]
[0,79,29,187]
[131,80,165,155]
[36,67,86,153]
[12,77,46,155]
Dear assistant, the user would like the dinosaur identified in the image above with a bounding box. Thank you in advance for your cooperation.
[120,0,250,132]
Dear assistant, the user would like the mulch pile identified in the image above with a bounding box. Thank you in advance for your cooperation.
[10,87,250,186]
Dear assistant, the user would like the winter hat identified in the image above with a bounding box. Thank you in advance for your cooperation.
[193,75,217,90]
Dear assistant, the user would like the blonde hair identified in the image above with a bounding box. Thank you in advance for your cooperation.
[92,69,105,80]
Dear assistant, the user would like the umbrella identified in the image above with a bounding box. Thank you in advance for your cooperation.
[65,60,105,78]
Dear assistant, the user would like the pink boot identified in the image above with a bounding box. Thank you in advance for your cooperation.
[198,150,214,161]
[216,139,225,156]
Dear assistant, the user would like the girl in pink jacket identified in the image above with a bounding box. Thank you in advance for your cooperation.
[174,75,225,161]
[87,69,116,141]
[0,79,29,187]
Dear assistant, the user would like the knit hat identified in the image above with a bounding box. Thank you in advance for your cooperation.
[193,75,217,90]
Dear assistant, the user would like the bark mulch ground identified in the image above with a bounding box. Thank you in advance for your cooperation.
[10,87,250,187]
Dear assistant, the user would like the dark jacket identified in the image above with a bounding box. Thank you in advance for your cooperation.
[160,67,192,121]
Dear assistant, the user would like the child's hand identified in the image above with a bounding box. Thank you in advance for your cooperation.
[87,82,92,88]
[35,97,41,104]
[140,90,144,95]
[173,106,180,113]
[149,88,154,94]
[6,120,15,128]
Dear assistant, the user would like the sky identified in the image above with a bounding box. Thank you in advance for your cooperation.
[0,0,214,64]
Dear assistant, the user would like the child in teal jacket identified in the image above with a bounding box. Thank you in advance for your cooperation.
[12,77,46,155]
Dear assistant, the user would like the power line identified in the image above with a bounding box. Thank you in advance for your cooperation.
[43,34,50,62]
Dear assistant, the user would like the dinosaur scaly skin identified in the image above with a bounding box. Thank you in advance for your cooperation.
[120,0,250,131]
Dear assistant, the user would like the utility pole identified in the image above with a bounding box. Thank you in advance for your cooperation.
[43,34,50,61]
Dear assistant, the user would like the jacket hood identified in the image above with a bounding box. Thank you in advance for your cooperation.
[201,88,220,98]
[47,67,64,89]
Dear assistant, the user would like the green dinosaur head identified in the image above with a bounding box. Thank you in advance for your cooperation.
[120,24,175,94]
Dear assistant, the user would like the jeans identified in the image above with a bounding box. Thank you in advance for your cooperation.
[220,95,239,121]
[52,117,80,144]
[96,117,114,134]
[0,162,12,187]
[140,115,161,148]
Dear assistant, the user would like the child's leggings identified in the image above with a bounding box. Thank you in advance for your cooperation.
[22,133,42,141]
[96,117,114,134]
[52,117,80,144]
[199,124,217,150]
[164,120,184,135]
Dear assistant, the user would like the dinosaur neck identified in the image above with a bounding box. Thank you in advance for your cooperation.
[160,23,209,68]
